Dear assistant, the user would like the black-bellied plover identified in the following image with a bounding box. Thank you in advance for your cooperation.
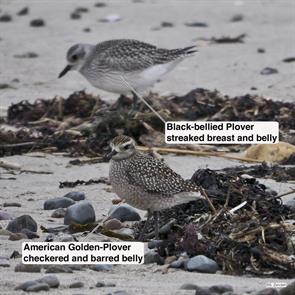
[58,39,196,98]
[108,135,204,240]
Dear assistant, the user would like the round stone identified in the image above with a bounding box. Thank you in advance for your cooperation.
[64,201,96,225]
[44,197,75,210]
[186,255,219,273]
[63,191,85,201]
[6,214,37,233]
[107,203,141,222]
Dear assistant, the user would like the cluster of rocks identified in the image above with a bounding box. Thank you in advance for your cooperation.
[0,6,46,27]
[179,282,295,295]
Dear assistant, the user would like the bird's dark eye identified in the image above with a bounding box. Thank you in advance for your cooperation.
[72,54,78,61]
[123,144,132,150]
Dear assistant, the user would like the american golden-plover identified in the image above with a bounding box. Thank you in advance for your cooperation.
[108,135,204,240]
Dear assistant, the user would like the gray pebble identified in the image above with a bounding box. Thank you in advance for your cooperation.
[51,208,67,218]
[17,7,29,16]
[69,281,84,288]
[96,281,116,288]
[256,288,279,295]
[147,239,164,249]
[0,210,12,220]
[106,291,129,295]
[63,191,85,201]
[112,227,134,239]
[64,201,96,225]
[209,285,234,293]
[26,282,50,292]
[170,257,187,269]
[90,264,112,271]
[280,281,295,295]
[45,265,73,273]
[14,52,38,58]
[21,228,39,239]
[107,203,140,222]
[0,14,12,22]
[37,275,60,288]
[0,258,10,267]
[15,263,41,273]
[3,202,21,207]
[180,283,199,290]
[186,255,219,273]
[44,197,75,210]
[15,275,60,290]
[144,250,164,265]
[7,214,37,233]
[260,67,279,75]
[70,12,81,20]
[60,234,74,242]
[15,280,40,291]
[30,19,45,27]
[94,2,107,7]
[9,232,27,240]
[104,218,123,230]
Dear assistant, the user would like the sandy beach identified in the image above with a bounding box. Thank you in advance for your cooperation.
[0,1,294,295]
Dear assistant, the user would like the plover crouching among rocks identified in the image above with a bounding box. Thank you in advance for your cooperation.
[108,135,204,240]
[59,39,196,97]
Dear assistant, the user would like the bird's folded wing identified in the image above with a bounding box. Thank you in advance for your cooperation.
[92,39,182,72]
[126,156,197,195]
[93,40,156,71]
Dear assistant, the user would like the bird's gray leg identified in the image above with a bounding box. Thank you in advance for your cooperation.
[138,209,151,241]
[154,211,159,240]
[131,91,139,111]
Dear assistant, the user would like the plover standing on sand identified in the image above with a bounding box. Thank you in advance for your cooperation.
[108,135,204,240]
[58,39,196,107]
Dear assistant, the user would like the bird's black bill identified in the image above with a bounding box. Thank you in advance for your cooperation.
[104,150,118,161]
[58,65,72,78]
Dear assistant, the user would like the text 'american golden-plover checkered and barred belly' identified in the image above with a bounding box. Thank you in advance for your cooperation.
[58,39,197,95]
[108,135,204,240]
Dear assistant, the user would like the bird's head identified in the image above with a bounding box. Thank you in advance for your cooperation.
[107,135,137,161]
[58,43,93,78]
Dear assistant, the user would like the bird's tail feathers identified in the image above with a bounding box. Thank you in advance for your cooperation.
[173,191,204,206]
[175,45,198,57]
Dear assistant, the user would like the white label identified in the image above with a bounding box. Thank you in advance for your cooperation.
[22,242,144,264]
[165,121,279,144]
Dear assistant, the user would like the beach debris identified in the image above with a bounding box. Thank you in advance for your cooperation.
[283,57,295,63]
[230,14,244,22]
[211,33,246,43]
[99,14,121,23]
[13,52,39,58]
[245,142,295,164]
[1,88,294,158]
[59,177,109,188]
[185,21,208,27]
[133,168,295,277]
